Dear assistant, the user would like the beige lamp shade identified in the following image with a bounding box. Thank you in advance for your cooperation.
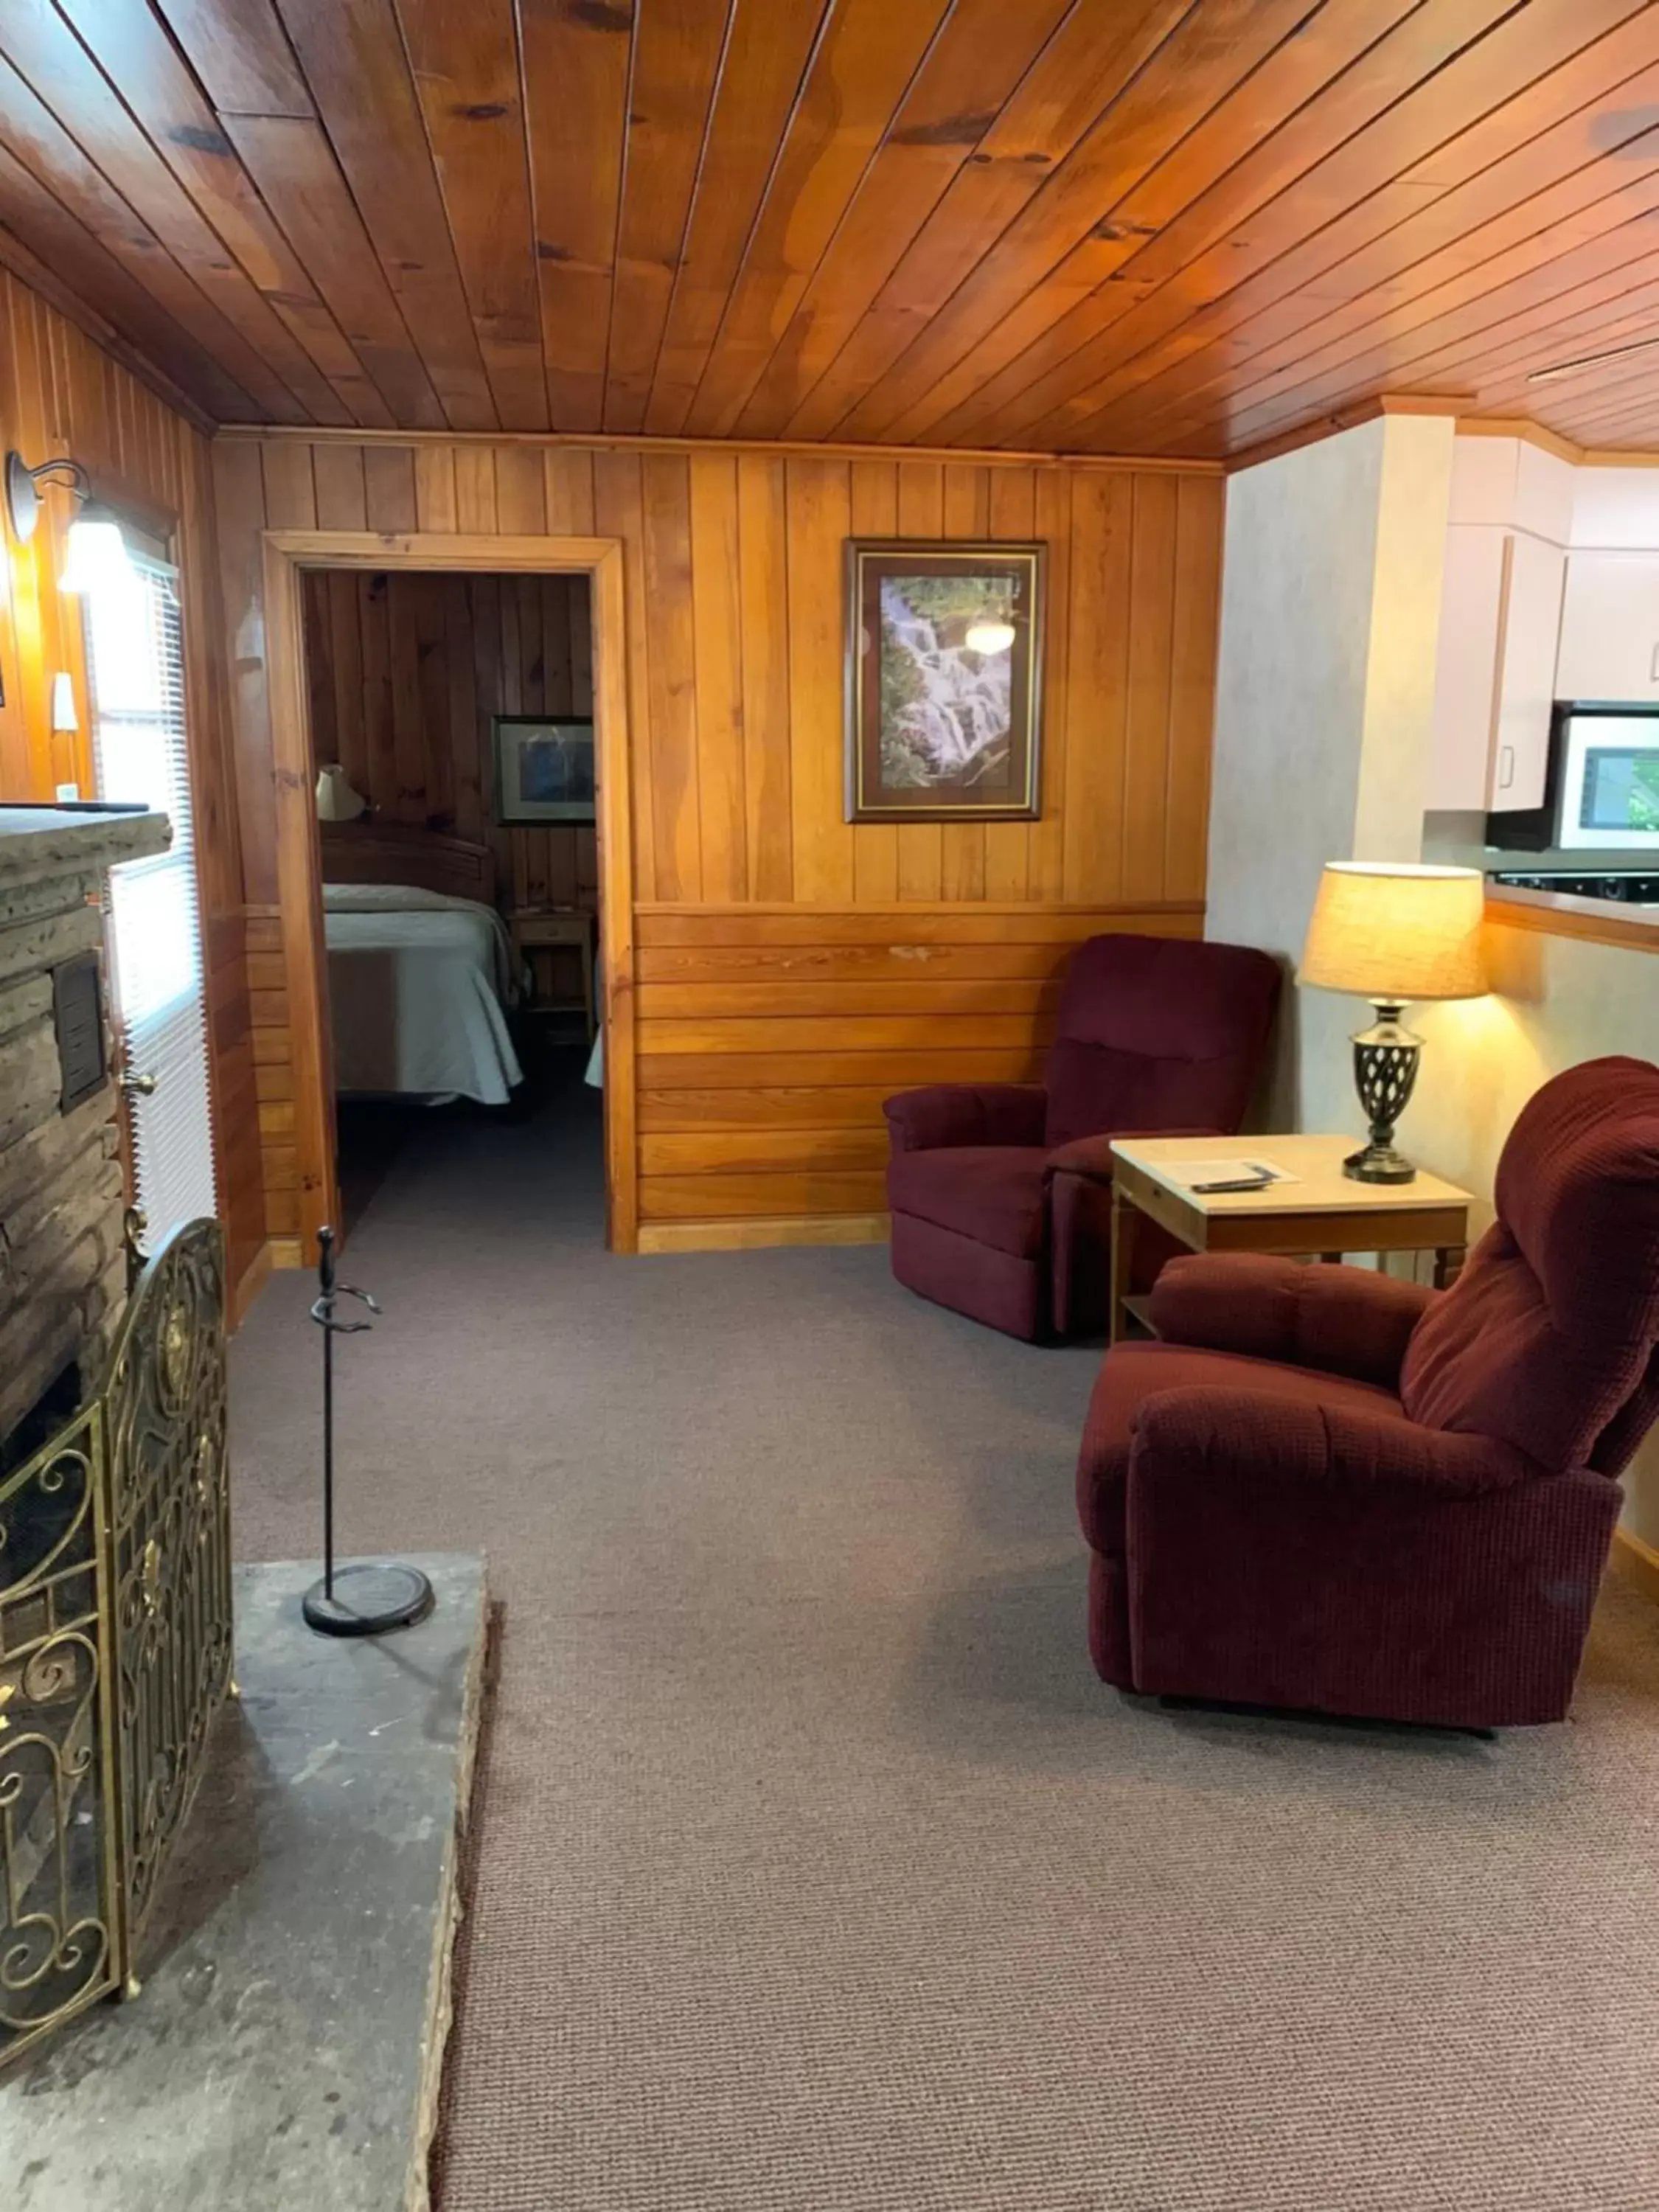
[1299,861,1487,1003]
[315,763,367,823]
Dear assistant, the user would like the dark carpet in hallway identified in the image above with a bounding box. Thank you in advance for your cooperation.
[229,1058,1659,2211]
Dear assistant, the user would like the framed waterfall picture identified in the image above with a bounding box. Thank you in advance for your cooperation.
[845,540,1045,822]
[493,715,597,824]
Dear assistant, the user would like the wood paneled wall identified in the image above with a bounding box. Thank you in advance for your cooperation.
[299,568,597,917]
[633,902,1202,1248]
[213,433,1224,1249]
[0,268,265,1297]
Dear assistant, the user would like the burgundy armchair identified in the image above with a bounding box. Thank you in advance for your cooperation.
[884,934,1281,1341]
[1076,1056,1659,1730]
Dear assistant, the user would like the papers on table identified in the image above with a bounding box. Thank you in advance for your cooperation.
[1157,1158,1300,1192]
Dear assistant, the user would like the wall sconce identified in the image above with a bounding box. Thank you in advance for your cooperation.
[315,764,369,822]
[6,450,138,596]
[6,450,88,540]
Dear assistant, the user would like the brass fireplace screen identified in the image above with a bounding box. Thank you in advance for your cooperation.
[0,1218,231,2070]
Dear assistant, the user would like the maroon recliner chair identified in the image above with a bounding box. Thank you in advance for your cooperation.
[884,934,1280,1341]
[1076,1056,1659,1730]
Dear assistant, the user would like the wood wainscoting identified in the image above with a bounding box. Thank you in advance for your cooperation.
[633,900,1202,1250]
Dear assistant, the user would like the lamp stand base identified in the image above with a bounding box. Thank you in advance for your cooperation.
[302,1561,435,1638]
[1343,1141,1416,1185]
[1346,1001,1422,1186]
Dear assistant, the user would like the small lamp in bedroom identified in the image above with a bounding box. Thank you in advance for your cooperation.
[316,762,368,822]
[1298,860,1487,1184]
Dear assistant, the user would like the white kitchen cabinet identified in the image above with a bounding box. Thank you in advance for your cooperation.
[1490,532,1565,810]
[1427,526,1504,811]
[1555,552,1659,703]
[1427,524,1564,812]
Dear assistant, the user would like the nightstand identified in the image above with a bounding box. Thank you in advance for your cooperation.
[509,908,595,1037]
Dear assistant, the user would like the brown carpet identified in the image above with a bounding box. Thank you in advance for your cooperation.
[229,1059,1659,2211]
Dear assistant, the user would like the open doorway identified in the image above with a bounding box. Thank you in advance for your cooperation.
[260,528,636,1267]
[296,566,603,1240]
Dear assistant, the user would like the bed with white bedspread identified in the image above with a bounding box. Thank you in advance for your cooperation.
[322,880,524,1105]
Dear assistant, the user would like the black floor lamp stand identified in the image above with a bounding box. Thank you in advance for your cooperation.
[302,1225,435,1638]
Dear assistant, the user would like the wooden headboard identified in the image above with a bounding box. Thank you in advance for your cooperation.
[319,823,497,907]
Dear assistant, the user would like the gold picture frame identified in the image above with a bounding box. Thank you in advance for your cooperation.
[845,540,1044,823]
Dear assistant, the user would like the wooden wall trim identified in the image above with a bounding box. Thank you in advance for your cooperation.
[223,426,1225,478]
[634,900,1207,918]
[262,533,340,1256]
[1453,419,1586,466]
[1229,405,1659,479]
[1225,395,1461,475]
[592,538,637,1255]
[639,1215,890,1256]
[263,529,619,568]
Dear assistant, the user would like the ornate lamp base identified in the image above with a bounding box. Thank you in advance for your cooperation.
[303,1561,435,1638]
[1344,1000,1422,1184]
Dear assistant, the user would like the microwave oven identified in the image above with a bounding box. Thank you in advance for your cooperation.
[1486,704,1659,853]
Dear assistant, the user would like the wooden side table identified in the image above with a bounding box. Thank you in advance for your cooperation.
[509,908,596,1037]
[1107,1133,1473,1345]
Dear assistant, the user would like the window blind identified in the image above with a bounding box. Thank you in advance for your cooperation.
[86,553,219,1244]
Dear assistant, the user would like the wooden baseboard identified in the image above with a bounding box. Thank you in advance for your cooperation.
[1609,1525,1659,1608]
[637,1212,891,1255]
[268,1236,306,1270]
[230,1239,276,1326]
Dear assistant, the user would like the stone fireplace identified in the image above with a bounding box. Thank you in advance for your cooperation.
[1,804,232,2071]
[0,804,168,1461]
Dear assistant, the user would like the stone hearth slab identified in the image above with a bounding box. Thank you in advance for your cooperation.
[1,1554,487,2212]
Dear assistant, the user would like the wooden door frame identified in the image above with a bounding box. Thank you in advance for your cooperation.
[261,529,637,1260]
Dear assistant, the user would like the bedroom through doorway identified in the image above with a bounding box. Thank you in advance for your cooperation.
[298,566,605,1242]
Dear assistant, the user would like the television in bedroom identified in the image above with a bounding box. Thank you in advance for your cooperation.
[493,716,597,824]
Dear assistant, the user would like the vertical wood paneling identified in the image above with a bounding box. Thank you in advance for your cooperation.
[689,453,746,904]
[248,437,1222,921]
[737,453,793,903]
[641,453,701,900]
[983,467,1037,902]
[3,266,265,1290]
[1123,473,1179,905]
[893,460,945,902]
[1165,474,1225,903]
[222,430,1223,1248]
[414,444,457,532]
[454,445,497,532]
[299,566,598,988]
[260,438,316,527]
[364,444,418,533]
[1026,467,1071,902]
[592,448,656,902]
[1060,470,1133,904]
[495,443,546,534]
[848,459,898,905]
[313,441,366,529]
[786,458,855,903]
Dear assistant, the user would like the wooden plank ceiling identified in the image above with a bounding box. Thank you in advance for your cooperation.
[3,1,1659,458]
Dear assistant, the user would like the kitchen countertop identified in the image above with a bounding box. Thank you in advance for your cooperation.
[1485,880,1659,950]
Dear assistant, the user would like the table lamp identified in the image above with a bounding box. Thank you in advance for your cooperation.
[1298,861,1487,1183]
[316,762,368,821]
